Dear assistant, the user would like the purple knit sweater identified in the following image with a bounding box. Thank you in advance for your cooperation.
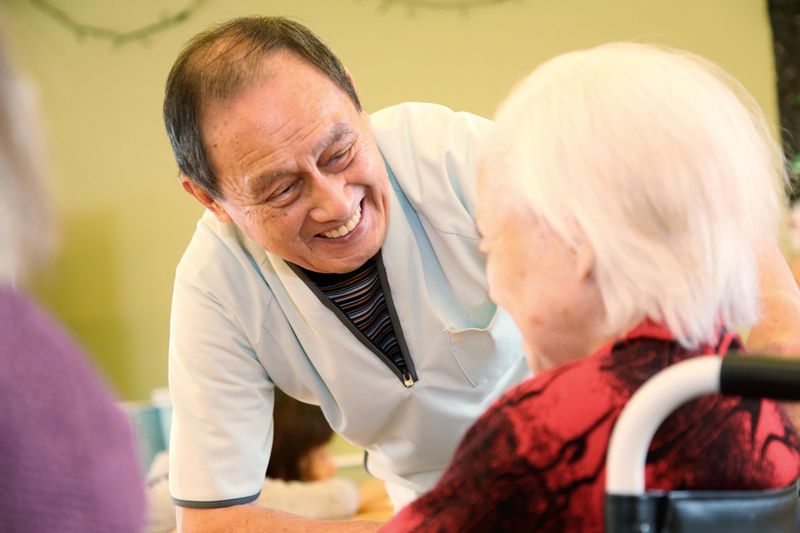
[0,288,145,532]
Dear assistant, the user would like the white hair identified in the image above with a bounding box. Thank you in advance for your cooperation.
[486,43,787,348]
[0,38,53,286]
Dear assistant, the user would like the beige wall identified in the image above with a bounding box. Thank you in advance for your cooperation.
[1,0,777,400]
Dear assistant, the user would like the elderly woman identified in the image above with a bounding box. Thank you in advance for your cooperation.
[383,43,800,532]
[0,36,145,532]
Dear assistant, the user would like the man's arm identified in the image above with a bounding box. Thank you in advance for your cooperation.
[747,241,800,355]
[178,505,383,533]
[746,240,800,426]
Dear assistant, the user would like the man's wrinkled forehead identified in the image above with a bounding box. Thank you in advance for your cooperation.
[193,40,282,105]
[195,51,289,151]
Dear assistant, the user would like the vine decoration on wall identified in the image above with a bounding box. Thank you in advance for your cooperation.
[373,0,520,16]
[768,0,800,196]
[28,0,206,46]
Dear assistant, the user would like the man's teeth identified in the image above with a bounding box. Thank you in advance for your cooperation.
[320,206,362,238]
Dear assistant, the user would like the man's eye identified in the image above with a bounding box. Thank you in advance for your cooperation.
[269,181,298,201]
[328,146,353,166]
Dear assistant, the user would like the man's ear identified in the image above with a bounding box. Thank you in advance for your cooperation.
[179,175,232,223]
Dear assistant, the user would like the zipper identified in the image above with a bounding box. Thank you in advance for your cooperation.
[375,251,418,387]
[288,255,419,388]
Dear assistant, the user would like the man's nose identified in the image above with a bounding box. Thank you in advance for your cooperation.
[308,172,353,223]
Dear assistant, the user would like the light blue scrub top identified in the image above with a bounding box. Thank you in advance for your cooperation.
[168,102,530,508]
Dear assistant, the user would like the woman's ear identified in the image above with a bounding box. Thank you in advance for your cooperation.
[570,223,595,281]
[179,175,232,223]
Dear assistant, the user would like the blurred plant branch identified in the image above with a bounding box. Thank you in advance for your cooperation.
[29,0,206,46]
[375,0,519,16]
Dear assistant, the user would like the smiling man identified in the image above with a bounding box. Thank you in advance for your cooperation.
[185,50,390,275]
[163,16,529,532]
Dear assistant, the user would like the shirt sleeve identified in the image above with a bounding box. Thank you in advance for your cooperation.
[168,265,275,508]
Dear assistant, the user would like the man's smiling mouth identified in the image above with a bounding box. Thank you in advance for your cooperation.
[318,203,362,239]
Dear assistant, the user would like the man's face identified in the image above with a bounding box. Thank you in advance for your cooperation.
[197,50,389,273]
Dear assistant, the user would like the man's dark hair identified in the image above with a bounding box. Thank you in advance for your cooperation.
[163,16,361,198]
[266,388,334,482]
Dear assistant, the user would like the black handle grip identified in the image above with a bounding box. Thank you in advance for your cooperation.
[720,355,800,401]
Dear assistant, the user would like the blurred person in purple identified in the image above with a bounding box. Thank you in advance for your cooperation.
[0,32,145,533]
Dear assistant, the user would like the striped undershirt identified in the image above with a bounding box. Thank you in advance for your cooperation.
[300,256,409,376]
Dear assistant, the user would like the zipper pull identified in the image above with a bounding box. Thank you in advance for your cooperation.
[402,372,415,388]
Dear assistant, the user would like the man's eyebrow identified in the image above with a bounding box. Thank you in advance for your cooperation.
[314,122,356,154]
[246,167,282,191]
[244,167,288,198]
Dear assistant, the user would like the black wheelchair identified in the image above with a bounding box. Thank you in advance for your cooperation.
[605,355,800,532]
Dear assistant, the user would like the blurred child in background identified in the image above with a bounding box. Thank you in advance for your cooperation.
[147,388,359,533]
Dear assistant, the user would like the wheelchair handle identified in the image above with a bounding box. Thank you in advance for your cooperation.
[606,354,800,496]
[720,355,800,400]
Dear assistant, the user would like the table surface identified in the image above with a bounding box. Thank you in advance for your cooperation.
[354,478,393,522]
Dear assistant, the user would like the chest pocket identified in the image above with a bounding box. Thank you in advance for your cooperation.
[447,308,525,388]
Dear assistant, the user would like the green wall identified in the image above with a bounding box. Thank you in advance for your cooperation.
[1,0,778,400]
